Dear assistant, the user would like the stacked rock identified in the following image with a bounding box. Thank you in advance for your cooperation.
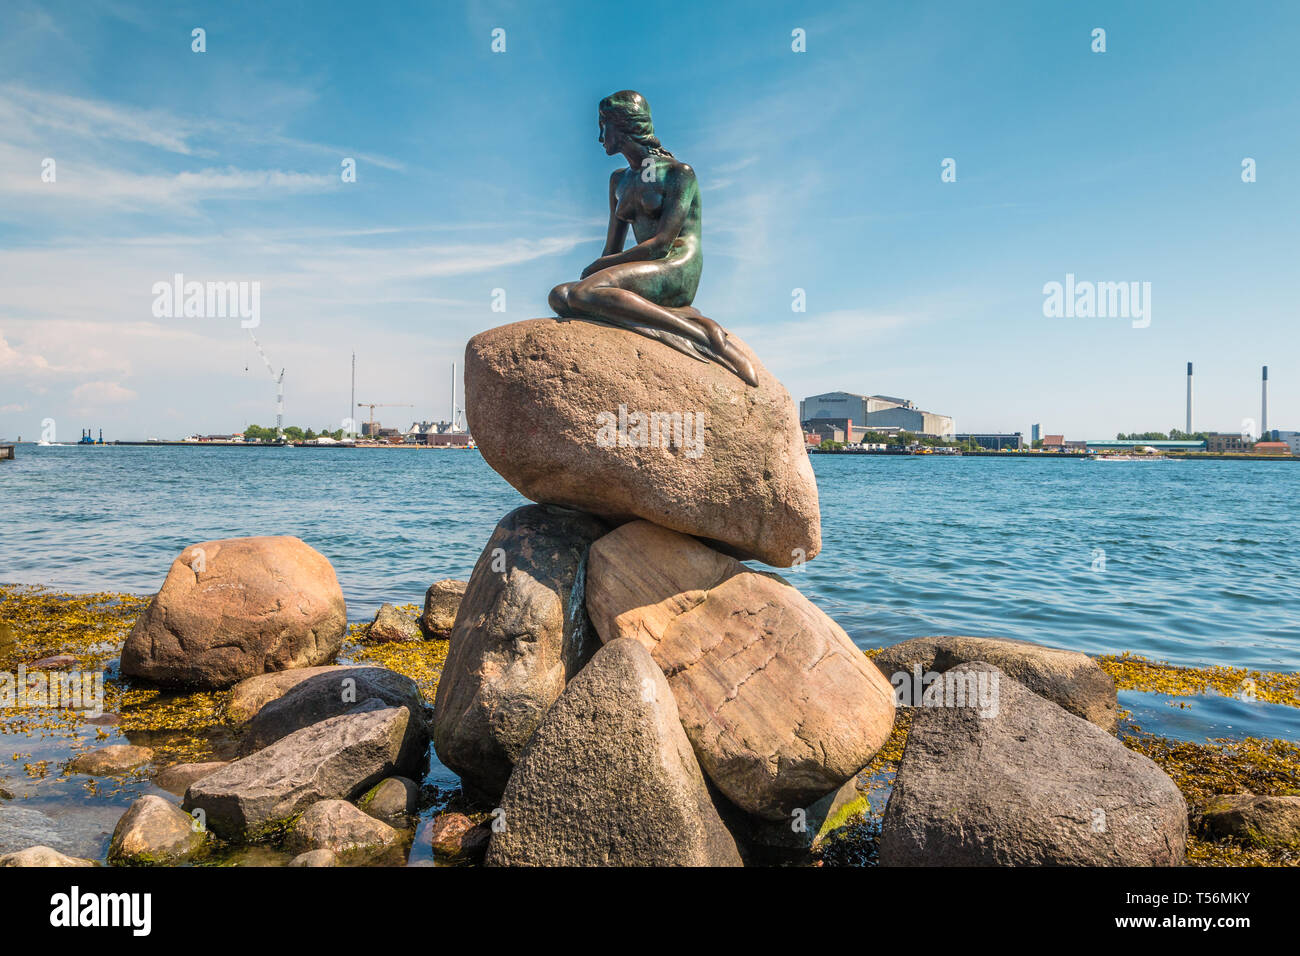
[432,318,898,865]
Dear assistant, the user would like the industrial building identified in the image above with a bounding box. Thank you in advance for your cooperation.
[800,391,955,439]
[955,432,1024,451]
[1086,439,1206,451]
[1205,432,1250,454]
[403,420,472,446]
[1264,429,1300,454]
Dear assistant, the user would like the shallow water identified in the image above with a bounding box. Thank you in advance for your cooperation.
[3,445,1296,670]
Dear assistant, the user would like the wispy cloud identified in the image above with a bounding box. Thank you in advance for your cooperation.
[0,84,401,214]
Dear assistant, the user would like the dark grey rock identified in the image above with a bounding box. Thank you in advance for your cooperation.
[432,505,607,801]
[485,637,742,867]
[236,666,426,756]
[183,700,422,842]
[733,773,870,864]
[872,635,1118,732]
[880,663,1186,866]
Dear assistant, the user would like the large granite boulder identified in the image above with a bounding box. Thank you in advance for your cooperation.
[183,700,421,842]
[586,521,896,821]
[432,505,607,801]
[485,638,742,867]
[872,635,1118,732]
[236,666,426,756]
[879,663,1187,866]
[465,318,819,568]
[108,795,207,865]
[121,536,346,689]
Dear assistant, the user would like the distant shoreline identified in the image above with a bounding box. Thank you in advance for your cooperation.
[3,441,476,450]
[811,448,1298,461]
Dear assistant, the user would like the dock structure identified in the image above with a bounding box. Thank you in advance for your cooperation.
[0,444,14,460]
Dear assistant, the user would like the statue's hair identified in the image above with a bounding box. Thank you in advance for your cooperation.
[599,90,673,158]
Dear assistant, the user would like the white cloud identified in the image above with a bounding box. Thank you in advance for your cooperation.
[72,380,136,405]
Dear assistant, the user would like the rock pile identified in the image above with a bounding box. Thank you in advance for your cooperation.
[433,317,895,865]
[99,538,433,863]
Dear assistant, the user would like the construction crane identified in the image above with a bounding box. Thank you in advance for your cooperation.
[248,330,285,439]
[357,402,412,436]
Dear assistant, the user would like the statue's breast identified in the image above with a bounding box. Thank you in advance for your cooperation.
[616,179,663,223]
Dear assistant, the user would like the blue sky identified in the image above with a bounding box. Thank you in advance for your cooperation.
[1,0,1297,440]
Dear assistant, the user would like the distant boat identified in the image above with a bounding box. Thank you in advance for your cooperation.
[1086,454,1172,462]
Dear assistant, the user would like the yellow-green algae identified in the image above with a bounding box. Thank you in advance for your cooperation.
[339,607,449,702]
[4,586,1297,867]
[0,586,449,792]
[1098,651,1300,708]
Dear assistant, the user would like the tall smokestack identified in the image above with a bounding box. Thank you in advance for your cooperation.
[1186,362,1193,435]
[1262,365,1268,437]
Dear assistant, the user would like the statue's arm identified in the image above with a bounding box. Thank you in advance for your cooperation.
[600,169,628,257]
[581,164,693,277]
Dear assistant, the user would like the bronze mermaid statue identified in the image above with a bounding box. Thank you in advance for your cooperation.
[548,90,759,387]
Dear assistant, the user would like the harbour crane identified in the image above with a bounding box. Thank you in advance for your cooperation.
[357,402,413,436]
[248,330,285,439]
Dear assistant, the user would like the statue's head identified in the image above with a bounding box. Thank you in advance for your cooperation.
[598,90,672,158]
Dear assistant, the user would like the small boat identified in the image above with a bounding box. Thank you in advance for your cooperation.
[1089,454,1171,462]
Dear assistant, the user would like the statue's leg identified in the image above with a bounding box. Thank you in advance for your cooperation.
[568,265,715,349]
[565,263,759,386]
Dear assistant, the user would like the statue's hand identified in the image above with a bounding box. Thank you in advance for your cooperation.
[580,257,612,280]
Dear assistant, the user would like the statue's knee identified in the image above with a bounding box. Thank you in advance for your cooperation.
[548,283,572,316]
[569,279,609,310]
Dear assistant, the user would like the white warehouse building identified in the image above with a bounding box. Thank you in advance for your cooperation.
[800,391,955,439]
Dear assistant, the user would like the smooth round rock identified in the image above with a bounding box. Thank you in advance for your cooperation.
[121,535,346,689]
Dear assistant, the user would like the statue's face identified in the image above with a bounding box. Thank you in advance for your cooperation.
[598,116,621,156]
